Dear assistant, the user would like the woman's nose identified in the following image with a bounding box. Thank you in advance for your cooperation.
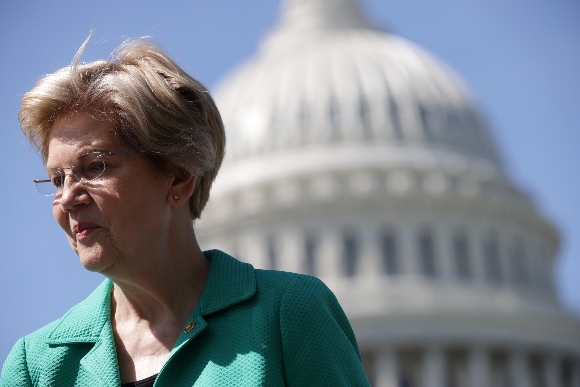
[58,174,91,211]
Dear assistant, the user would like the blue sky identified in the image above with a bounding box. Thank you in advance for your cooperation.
[1,0,579,362]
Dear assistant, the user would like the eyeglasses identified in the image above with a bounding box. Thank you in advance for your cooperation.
[34,151,136,196]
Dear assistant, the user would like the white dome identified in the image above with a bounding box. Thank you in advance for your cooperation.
[201,0,579,385]
[215,0,501,167]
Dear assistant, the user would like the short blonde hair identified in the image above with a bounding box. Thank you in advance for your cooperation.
[19,36,225,219]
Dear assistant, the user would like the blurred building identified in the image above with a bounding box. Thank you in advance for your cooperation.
[199,0,580,385]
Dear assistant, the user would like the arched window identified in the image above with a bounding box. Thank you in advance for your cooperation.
[418,229,437,277]
[453,231,471,280]
[342,231,359,278]
[381,229,398,275]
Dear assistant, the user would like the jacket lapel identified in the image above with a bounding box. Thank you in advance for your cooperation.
[162,250,257,364]
[46,279,120,386]
[42,251,255,386]
[78,319,120,386]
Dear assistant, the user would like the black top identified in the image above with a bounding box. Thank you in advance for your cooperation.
[121,374,157,387]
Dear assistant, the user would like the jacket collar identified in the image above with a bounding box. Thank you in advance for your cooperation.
[46,249,256,344]
[46,279,113,344]
[198,249,256,316]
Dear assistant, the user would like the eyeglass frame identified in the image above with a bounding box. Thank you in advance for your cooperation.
[33,150,137,196]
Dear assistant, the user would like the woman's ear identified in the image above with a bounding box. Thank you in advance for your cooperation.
[168,169,196,206]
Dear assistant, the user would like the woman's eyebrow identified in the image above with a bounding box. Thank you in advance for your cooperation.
[45,148,110,168]
[80,147,108,156]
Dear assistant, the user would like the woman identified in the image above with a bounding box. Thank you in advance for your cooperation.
[0,36,369,386]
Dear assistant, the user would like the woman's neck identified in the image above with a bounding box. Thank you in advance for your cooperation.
[110,242,209,323]
[109,231,210,383]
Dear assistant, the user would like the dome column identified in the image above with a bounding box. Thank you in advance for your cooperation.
[317,225,342,282]
[423,345,445,387]
[374,346,399,387]
[357,225,382,280]
[509,349,532,387]
[543,354,562,387]
[278,227,306,273]
[467,346,489,387]
[242,230,269,269]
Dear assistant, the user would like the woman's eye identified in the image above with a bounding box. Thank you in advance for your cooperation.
[51,175,64,188]
[87,161,105,172]
[83,161,106,180]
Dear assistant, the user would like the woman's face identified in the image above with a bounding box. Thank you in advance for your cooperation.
[47,111,173,273]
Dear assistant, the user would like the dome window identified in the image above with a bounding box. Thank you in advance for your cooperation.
[359,95,372,140]
[510,239,528,286]
[342,230,359,278]
[418,229,437,278]
[388,97,403,141]
[453,231,471,280]
[328,97,341,141]
[483,233,503,283]
[381,230,398,275]
[419,104,432,143]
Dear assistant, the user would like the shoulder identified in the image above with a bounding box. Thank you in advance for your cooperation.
[253,269,356,355]
[0,280,112,385]
[253,269,340,315]
[4,277,108,352]
[255,269,338,308]
[253,271,369,386]
[254,268,323,293]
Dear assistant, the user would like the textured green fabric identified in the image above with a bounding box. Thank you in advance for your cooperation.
[1,250,370,386]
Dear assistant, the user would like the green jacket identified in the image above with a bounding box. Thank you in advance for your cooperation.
[1,250,370,386]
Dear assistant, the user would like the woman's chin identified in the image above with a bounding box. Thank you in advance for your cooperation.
[77,245,114,273]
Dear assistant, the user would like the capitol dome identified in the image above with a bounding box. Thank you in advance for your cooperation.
[216,0,500,167]
[200,0,580,385]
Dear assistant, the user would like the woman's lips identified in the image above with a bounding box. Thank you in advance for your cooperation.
[73,223,101,241]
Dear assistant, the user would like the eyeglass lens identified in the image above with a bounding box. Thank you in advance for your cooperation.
[34,152,106,196]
